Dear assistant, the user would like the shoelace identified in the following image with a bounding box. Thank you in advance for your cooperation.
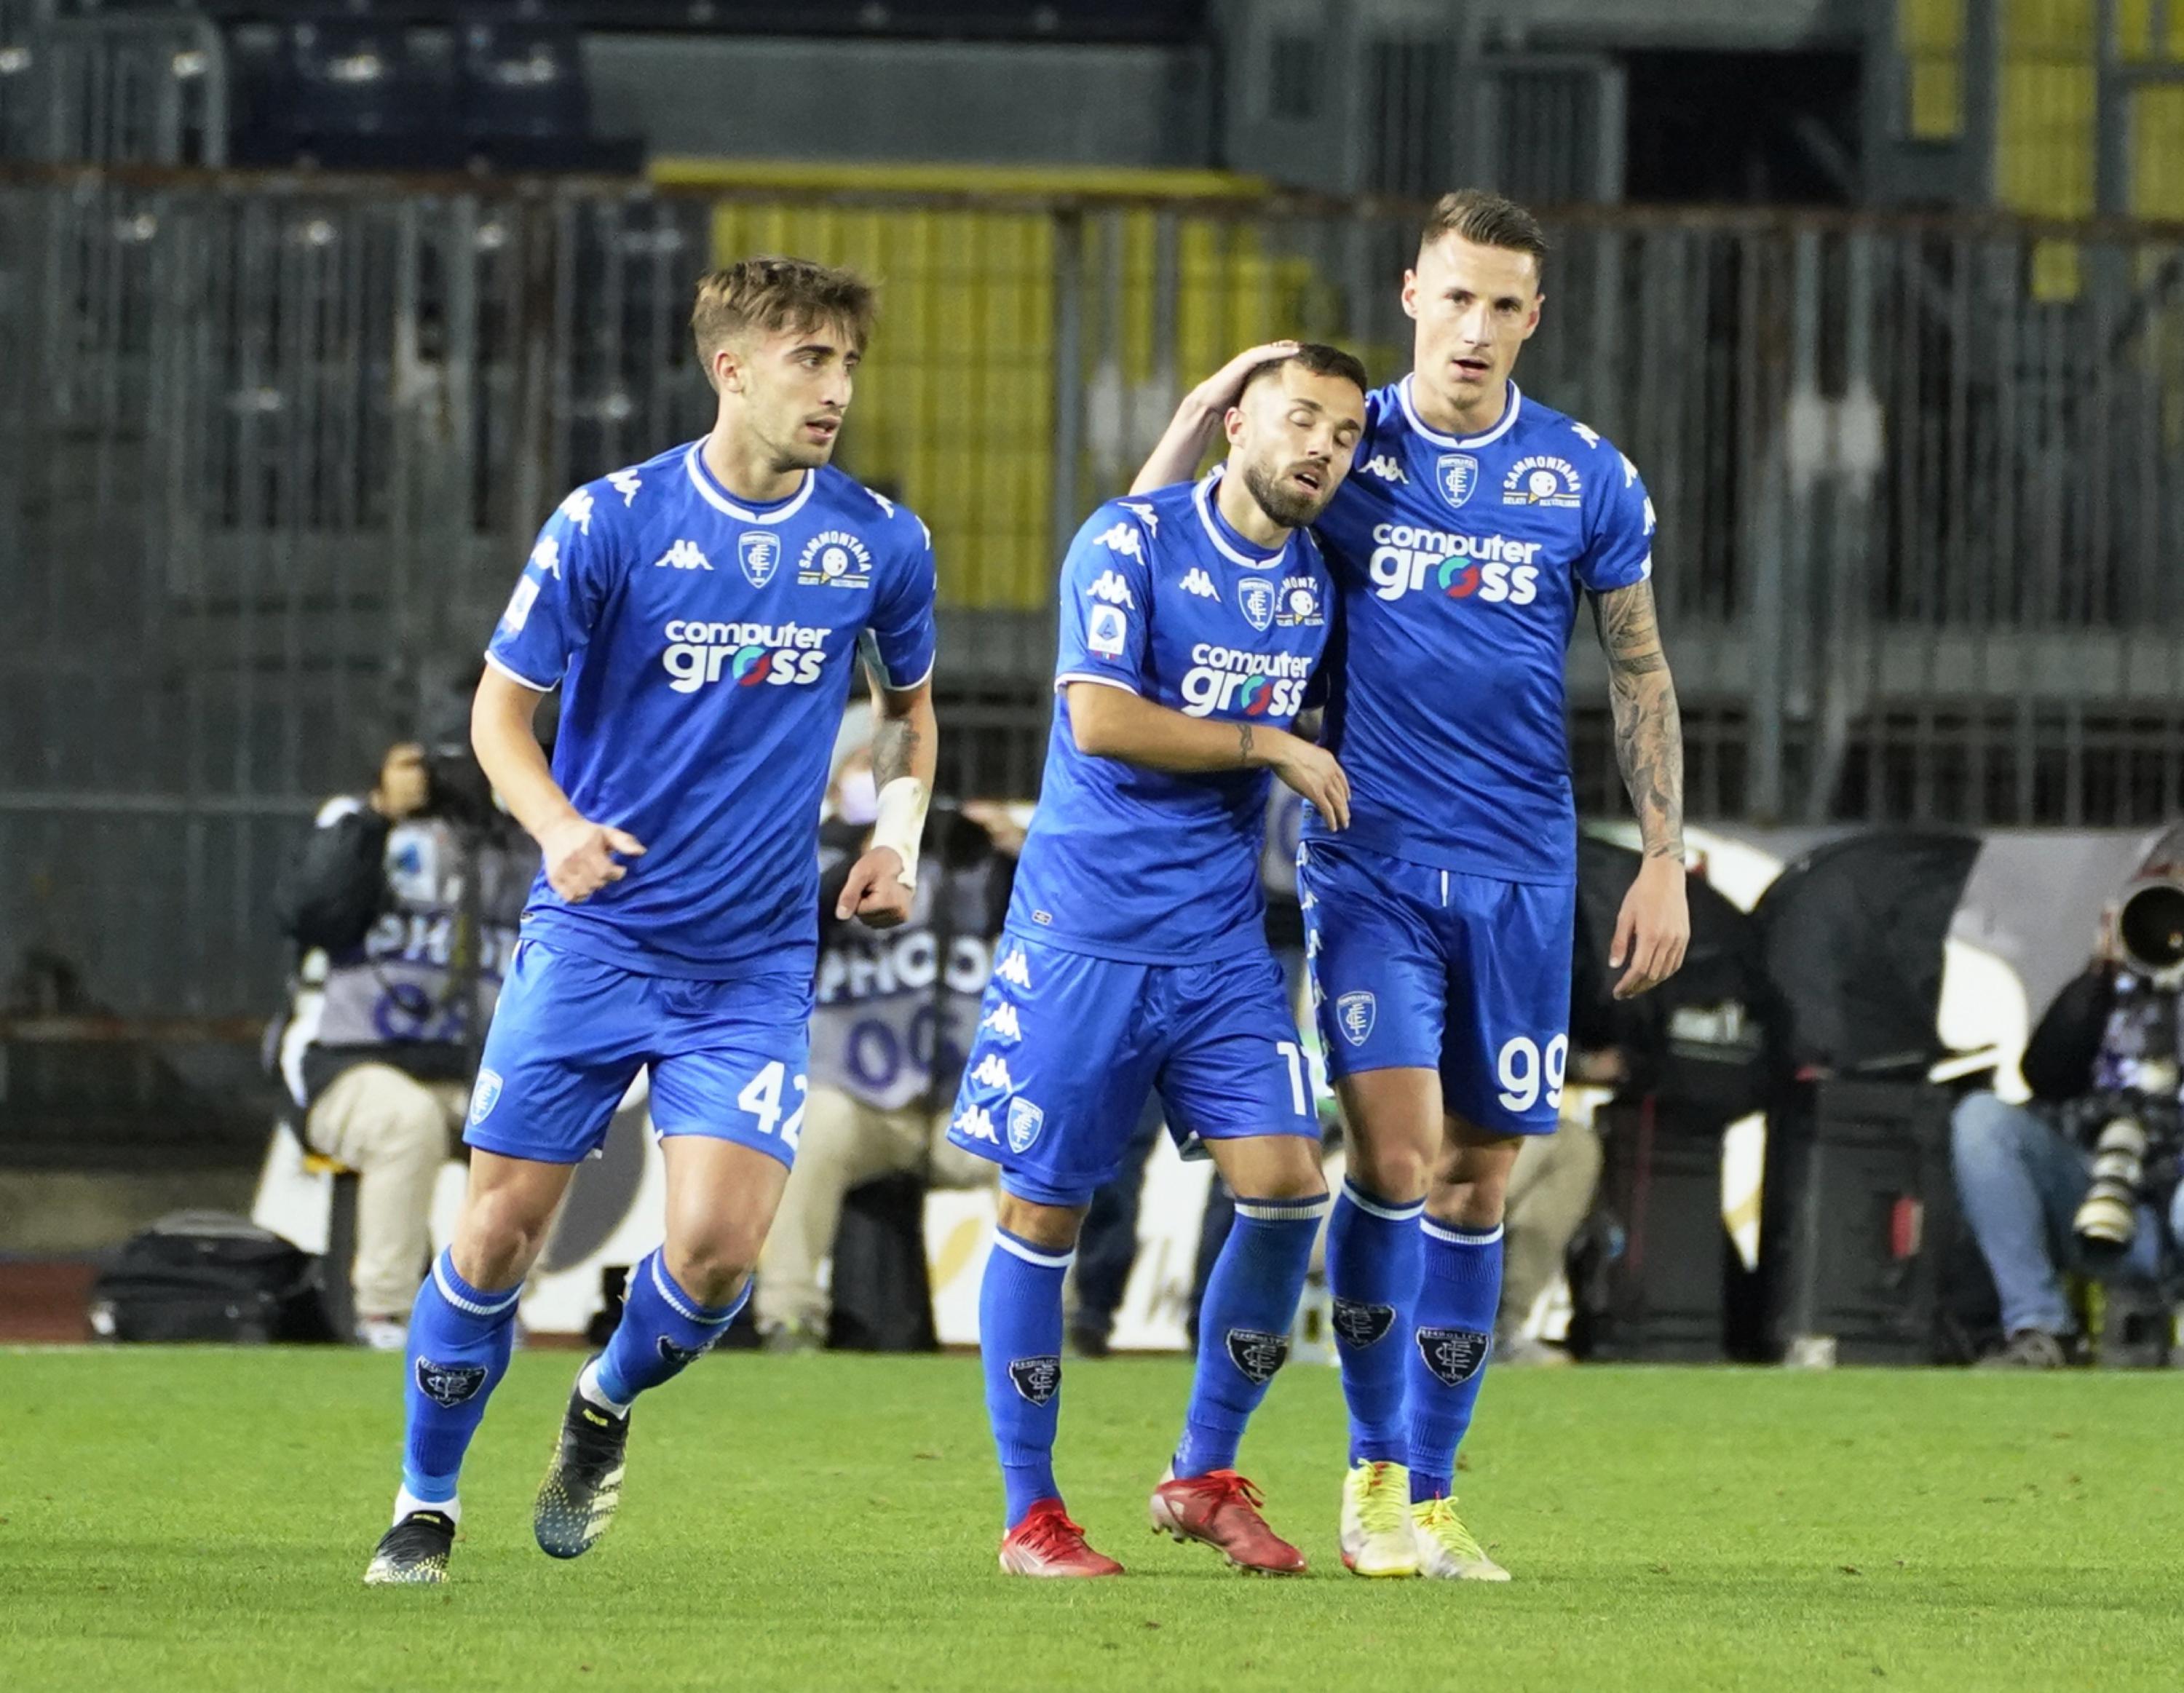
[1180,1469,1267,1514]
[1416,1496,1487,1558]
[1356,1464,1410,1538]
[1021,1507,1096,1557]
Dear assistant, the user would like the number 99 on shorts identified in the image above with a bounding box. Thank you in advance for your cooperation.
[1495,1033,1569,1114]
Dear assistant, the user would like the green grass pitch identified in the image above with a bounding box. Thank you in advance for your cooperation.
[5,1348,2183,1692]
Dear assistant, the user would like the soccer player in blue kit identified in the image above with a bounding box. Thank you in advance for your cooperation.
[946,345,1366,1578]
[1139,191,1690,1581]
[363,258,940,1585]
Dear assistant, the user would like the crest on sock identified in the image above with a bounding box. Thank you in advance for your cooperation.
[1008,1355,1061,1405]
[1331,1298,1397,1349]
[1224,1328,1291,1386]
[1415,1327,1491,1387]
[657,1334,711,1368]
[414,1358,488,1408]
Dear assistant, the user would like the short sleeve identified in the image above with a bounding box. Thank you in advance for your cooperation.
[1053,506,1154,695]
[485,484,625,689]
[861,515,938,691]
[1576,443,1656,595]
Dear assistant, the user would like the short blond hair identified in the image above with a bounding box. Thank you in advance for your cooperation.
[690,257,877,383]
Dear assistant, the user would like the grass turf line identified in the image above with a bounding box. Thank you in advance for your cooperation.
[4,1350,2183,1692]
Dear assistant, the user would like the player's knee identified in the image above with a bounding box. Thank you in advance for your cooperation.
[995,1192,1083,1253]
[1429,1141,1521,1228]
[663,1237,755,1309]
[1344,1133,1428,1205]
[452,1189,554,1289]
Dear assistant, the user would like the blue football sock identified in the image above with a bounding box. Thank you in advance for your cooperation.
[1173,1193,1327,1478]
[978,1226,1072,1529]
[401,1248,521,1504]
[1324,1179,1423,1467]
[1406,1216,1503,1502]
[592,1249,748,1409]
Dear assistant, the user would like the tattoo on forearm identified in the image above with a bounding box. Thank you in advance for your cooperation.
[874,715,921,788]
[1237,722,1255,766]
[1591,582,1685,859]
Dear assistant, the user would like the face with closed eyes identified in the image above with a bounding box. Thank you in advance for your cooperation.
[1224,361,1368,528]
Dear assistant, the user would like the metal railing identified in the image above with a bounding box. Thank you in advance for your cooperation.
[3,164,2183,1015]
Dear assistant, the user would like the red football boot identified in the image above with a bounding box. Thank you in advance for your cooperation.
[1148,1467,1307,1575]
[997,1499,1125,1578]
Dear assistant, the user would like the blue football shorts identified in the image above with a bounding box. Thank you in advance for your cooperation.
[943,933,1320,1208]
[1297,837,1574,1136]
[464,935,813,1167]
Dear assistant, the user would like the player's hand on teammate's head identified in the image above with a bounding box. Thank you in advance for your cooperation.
[539,813,646,903]
[1194,340,1302,414]
[838,844,913,929]
[1608,854,1690,999]
[1262,729,1350,833]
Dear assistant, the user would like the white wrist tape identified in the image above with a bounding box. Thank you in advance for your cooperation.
[871,777,929,889]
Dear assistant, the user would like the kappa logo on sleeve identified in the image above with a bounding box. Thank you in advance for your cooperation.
[1092,522,1145,562]
[558,488,596,535]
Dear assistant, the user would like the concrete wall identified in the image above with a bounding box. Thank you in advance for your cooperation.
[583,33,1216,167]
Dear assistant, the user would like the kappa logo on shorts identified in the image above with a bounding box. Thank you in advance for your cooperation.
[414,1358,488,1408]
[1335,991,1377,1047]
[1416,1327,1492,1387]
[1330,1297,1397,1349]
[1006,1097,1045,1154]
[1009,1355,1061,1405]
[1224,1328,1291,1386]
[467,1069,503,1126]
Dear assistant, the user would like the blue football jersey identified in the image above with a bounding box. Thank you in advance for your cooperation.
[1306,376,1655,884]
[486,440,938,978]
[1007,470,1334,964]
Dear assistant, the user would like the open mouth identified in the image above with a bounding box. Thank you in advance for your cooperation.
[1288,464,1326,498]
[804,416,840,442]
[1452,356,1491,379]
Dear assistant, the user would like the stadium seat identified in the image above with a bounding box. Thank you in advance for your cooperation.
[454,12,586,167]
[272,16,458,169]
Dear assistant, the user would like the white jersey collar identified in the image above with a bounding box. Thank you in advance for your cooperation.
[1193,466,1291,571]
[1395,374,1523,451]
[683,442,817,526]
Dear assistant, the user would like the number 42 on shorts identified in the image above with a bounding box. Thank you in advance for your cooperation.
[737,1061,809,1151]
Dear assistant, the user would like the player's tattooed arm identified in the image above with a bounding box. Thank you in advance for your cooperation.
[1130,341,1301,494]
[1591,580,1684,860]
[1067,683,1349,829]
[1591,579,1690,997]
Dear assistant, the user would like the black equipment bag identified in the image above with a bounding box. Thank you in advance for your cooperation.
[89,1211,331,1344]
[1763,1079,1996,1364]
[1571,1098,1732,1361]
[827,1174,939,1353]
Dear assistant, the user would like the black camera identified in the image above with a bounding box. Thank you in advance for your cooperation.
[2070,975,2183,1261]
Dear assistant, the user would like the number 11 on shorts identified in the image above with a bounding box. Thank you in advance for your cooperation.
[1275,1040,1307,1116]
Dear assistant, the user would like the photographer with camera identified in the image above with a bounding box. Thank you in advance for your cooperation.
[272,737,536,1348]
[1951,869,2184,1368]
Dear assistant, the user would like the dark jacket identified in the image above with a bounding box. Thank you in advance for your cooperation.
[2019,964,2118,1106]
